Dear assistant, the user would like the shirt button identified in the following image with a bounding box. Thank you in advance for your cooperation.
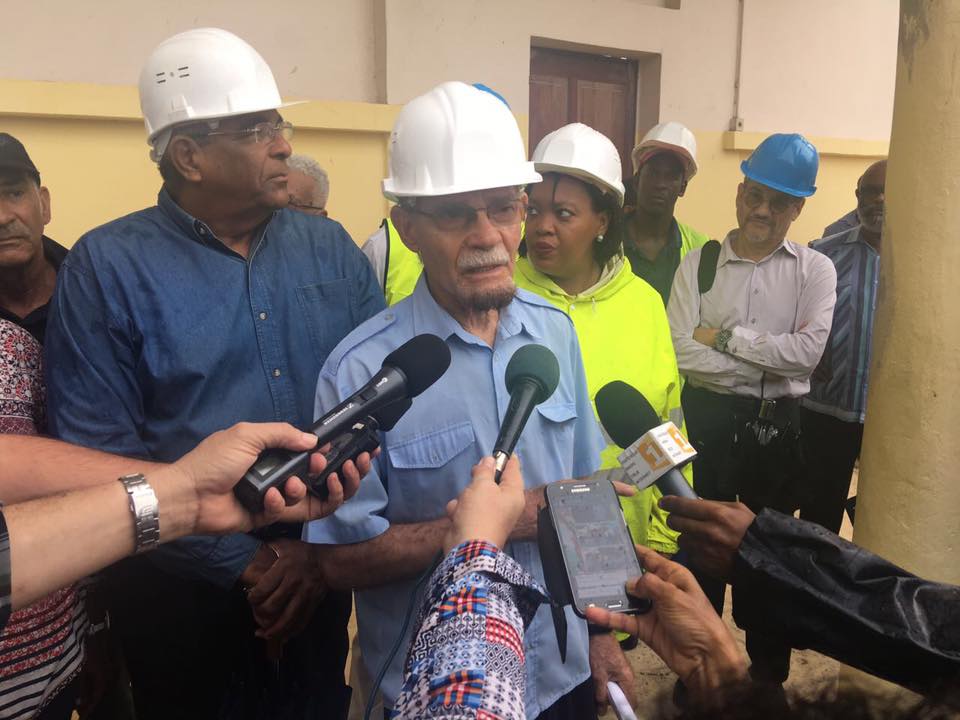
[384,313,394,322]
[273,368,281,377]
[259,312,268,321]
[753,289,759,295]
[751,318,757,324]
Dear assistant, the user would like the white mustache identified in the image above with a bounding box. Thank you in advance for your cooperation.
[458,247,511,271]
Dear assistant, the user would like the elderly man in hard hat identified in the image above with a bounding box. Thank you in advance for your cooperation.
[666,133,837,694]
[44,28,383,719]
[623,122,709,305]
[306,82,610,718]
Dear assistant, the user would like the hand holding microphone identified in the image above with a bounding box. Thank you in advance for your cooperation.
[234,334,451,511]
[595,381,698,500]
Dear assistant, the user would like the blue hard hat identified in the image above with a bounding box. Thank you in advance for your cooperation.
[740,133,818,197]
[472,83,510,109]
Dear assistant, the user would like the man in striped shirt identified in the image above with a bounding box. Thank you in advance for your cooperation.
[800,160,887,533]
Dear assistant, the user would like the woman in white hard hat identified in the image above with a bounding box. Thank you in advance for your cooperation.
[515,123,692,569]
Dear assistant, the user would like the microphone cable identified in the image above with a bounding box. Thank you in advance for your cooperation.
[363,550,443,720]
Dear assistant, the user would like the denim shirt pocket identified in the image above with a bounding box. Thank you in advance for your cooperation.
[296,280,355,358]
[389,421,477,469]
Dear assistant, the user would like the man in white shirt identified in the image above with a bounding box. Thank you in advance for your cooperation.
[667,133,836,693]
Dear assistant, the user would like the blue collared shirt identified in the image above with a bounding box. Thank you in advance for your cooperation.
[802,226,879,422]
[44,189,384,587]
[305,276,604,716]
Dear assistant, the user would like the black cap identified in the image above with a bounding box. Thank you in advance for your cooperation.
[0,133,40,184]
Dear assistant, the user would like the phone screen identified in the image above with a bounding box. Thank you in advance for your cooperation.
[546,478,648,616]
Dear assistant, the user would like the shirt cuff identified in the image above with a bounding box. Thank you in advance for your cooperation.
[727,325,760,355]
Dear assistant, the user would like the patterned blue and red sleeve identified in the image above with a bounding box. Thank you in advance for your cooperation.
[392,540,549,720]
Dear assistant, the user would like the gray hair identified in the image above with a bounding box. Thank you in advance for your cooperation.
[287,154,330,208]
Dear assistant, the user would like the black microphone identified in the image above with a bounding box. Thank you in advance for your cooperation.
[492,344,560,483]
[234,334,451,511]
[594,380,698,499]
[308,397,413,500]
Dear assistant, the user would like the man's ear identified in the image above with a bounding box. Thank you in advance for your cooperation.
[678,179,688,198]
[38,186,51,226]
[390,205,420,254]
[168,136,205,184]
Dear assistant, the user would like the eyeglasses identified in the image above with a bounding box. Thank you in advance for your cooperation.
[203,120,294,145]
[407,198,527,232]
[742,186,798,214]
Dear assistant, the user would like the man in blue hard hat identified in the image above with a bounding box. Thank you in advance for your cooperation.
[666,133,837,696]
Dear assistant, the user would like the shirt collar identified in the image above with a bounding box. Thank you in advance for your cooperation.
[842,226,863,245]
[41,236,68,272]
[408,273,539,347]
[668,218,683,249]
[157,187,276,253]
[719,229,797,267]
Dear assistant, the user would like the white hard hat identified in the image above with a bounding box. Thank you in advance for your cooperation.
[631,121,698,179]
[382,81,541,201]
[139,28,298,161]
[532,123,625,207]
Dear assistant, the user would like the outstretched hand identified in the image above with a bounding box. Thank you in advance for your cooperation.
[156,421,368,537]
[661,496,756,582]
[443,455,525,552]
[585,545,746,707]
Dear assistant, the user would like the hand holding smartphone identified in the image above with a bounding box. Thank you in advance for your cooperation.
[544,475,651,617]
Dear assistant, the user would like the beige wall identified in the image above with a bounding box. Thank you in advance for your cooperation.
[383,0,741,129]
[0,0,896,246]
[383,0,897,136]
[738,0,898,139]
[4,0,379,102]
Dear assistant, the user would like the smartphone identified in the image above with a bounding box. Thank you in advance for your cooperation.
[545,477,650,617]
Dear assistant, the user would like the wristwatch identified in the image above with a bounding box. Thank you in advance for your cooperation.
[119,474,160,554]
[714,328,733,353]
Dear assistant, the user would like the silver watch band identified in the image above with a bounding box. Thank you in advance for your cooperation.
[119,474,160,554]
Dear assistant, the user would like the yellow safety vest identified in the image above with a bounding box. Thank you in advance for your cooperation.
[383,218,423,307]
[515,255,693,553]
[678,220,710,260]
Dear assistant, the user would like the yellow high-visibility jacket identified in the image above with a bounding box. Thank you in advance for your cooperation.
[383,218,422,307]
[515,254,692,553]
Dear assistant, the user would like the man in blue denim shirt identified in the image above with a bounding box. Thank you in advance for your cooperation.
[43,29,383,719]
[306,82,626,719]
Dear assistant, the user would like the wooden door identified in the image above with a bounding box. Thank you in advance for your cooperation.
[529,47,639,180]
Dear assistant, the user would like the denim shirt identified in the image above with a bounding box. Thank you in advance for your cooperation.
[44,189,384,586]
[305,276,604,717]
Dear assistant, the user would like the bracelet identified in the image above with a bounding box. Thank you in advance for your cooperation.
[0,506,10,632]
[714,328,733,353]
[119,474,160,554]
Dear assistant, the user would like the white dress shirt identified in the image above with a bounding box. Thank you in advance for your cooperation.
[668,231,837,398]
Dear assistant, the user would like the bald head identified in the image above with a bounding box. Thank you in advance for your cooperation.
[856,160,886,235]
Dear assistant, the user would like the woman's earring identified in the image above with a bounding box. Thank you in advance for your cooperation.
[595,233,605,243]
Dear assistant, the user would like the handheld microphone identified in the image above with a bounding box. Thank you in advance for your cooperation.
[492,344,560,483]
[234,334,451,511]
[594,381,698,499]
[308,398,413,500]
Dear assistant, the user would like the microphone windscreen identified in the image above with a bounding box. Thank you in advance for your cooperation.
[594,381,661,449]
[382,334,452,397]
[504,344,560,403]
